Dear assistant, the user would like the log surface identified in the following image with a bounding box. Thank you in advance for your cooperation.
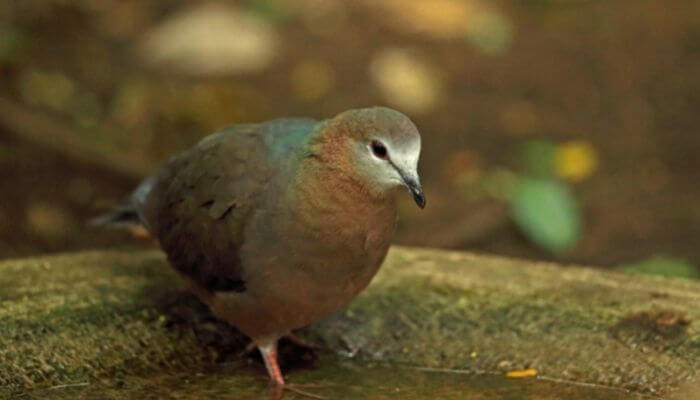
[1,247,698,399]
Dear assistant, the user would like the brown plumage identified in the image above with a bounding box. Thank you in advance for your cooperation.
[97,107,424,389]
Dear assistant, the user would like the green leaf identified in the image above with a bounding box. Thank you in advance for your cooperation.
[616,256,699,279]
[510,178,580,253]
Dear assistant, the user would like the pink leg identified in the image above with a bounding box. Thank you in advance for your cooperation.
[258,341,285,386]
[257,339,327,399]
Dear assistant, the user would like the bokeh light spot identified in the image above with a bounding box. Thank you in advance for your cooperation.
[465,8,513,55]
[138,3,278,76]
[555,140,599,182]
[370,48,442,114]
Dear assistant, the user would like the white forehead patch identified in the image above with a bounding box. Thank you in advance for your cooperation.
[388,136,421,171]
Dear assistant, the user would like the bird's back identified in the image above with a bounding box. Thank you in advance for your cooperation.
[136,118,318,292]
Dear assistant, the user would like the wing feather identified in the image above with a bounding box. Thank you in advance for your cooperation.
[136,119,316,293]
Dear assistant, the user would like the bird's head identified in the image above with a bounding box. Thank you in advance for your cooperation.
[312,107,425,208]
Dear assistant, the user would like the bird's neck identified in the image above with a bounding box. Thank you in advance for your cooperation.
[300,158,396,205]
[288,119,399,225]
[290,158,399,233]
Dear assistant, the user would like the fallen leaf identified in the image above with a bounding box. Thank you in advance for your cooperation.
[506,368,538,378]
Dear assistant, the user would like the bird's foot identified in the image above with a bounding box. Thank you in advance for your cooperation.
[258,340,329,399]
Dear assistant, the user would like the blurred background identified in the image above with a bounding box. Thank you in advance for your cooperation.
[1,0,699,278]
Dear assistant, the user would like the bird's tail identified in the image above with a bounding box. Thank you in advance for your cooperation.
[90,176,154,228]
[89,177,155,241]
[89,201,153,241]
[88,203,141,228]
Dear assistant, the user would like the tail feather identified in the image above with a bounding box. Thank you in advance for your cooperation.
[90,176,154,242]
[91,176,155,227]
[88,205,141,228]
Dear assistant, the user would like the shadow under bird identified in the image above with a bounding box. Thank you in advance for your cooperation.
[94,106,425,394]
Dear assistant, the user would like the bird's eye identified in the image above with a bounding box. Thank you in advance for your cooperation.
[371,140,388,160]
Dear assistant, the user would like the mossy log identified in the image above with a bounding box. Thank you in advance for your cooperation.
[1,247,698,399]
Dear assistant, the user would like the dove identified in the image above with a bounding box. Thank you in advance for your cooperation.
[95,106,425,391]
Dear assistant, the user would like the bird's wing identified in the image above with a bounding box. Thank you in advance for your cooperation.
[139,119,317,293]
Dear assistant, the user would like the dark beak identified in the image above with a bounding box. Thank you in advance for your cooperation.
[391,162,425,209]
[408,181,426,209]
